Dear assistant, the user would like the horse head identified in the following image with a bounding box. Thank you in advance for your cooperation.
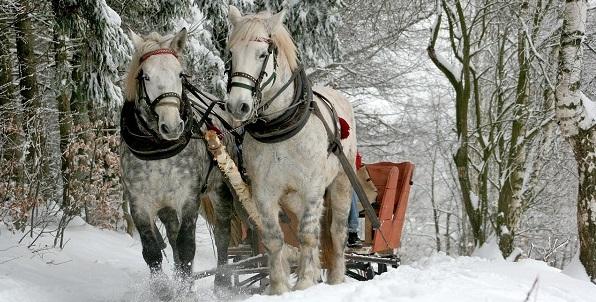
[125,28,188,140]
[226,6,298,121]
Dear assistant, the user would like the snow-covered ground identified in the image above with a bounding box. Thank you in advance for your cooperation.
[1,218,594,302]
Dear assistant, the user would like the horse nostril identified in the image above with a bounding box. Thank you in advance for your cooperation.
[177,121,184,132]
[160,123,169,134]
[240,103,250,114]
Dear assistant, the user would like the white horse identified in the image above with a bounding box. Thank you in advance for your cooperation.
[225,6,357,294]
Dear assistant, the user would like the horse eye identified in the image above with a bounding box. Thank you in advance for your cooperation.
[258,52,267,59]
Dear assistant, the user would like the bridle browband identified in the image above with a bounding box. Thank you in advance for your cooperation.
[136,49,183,116]
[226,37,279,116]
[140,48,178,63]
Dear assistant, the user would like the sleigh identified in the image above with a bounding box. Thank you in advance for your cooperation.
[194,160,415,290]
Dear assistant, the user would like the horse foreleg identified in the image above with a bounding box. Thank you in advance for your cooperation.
[294,196,324,290]
[256,192,289,295]
[130,205,163,273]
[176,201,198,278]
[157,207,180,267]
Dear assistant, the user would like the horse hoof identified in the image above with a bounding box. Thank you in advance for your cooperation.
[293,279,316,291]
[213,284,235,299]
[265,283,290,295]
[326,275,345,285]
[214,273,232,288]
[150,276,173,301]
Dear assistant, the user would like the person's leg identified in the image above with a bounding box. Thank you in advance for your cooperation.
[347,191,359,233]
[347,191,362,247]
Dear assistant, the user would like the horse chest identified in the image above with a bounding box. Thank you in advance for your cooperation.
[242,123,338,188]
[121,143,203,205]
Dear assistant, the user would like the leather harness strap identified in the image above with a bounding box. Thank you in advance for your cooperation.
[311,91,382,230]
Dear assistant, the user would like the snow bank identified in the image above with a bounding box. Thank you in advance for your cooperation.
[248,253,596,302]
[0,220,218,302]
[471,237,504,261]
[562,249,591,282]
[1,222,595,302]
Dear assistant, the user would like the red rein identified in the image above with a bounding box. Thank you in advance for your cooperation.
[139,49,178,63]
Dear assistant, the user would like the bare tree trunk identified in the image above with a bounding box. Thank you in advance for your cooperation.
[0,16,24,182]
[430,146,442,252]
[497,17,530,257]
[427,0,486,247]
[52,0,76,212]
[14,0,48,185]
[14,0,43,230]
[15,0,38,109]
[555,0,596,283]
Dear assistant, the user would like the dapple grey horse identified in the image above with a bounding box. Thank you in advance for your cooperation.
[121,28,235,298]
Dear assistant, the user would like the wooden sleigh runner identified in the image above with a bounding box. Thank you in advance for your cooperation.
[194,131,415,289]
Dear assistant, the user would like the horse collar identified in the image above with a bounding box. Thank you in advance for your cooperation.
[245,67,313,143]
[120,96,195,161]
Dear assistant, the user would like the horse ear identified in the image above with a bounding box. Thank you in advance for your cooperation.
[268,9,286,32]
[170,27,187,53]
[229,5,242,26]
[129,29,144,49]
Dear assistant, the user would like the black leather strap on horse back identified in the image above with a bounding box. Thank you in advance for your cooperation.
[312,91,340,152]
[311,100,382,229]
[335,145,381,229]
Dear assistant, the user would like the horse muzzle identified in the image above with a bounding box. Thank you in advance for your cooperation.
[226,99,253,121]
[158,119,184,141]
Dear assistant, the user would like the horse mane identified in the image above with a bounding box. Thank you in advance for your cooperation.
[124,32,178,102]
[228,11,299,73]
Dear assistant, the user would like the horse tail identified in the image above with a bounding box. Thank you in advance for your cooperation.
[229,215,243,246]
[320,193,336,273]
[199,196,217,227]
[199,196,243,246]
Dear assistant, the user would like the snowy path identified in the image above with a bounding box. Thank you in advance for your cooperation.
[1,219,595,302]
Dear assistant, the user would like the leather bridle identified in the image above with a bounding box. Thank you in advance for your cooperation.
[226,37,279,116]
[136,48,184,116]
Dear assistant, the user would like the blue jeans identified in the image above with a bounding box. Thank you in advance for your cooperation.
[347,191,359,233]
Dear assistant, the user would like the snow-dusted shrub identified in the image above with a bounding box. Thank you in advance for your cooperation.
[63,121,123,230]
